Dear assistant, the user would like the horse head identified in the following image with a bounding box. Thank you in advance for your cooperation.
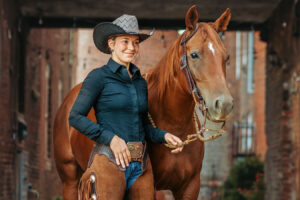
[181,6,233,121]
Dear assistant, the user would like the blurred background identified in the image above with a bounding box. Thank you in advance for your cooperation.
[0,0,299,199]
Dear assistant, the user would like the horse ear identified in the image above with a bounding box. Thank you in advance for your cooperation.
[211,8,231,32]
[185,5,199,30]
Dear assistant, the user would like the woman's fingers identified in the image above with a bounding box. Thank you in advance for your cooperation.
[171,148,181,154]
[119,153,126,168]
[169,137,178,145]
[110,136,131,167]
[174,136,183,144]
[114,152,127,168]
[166,134,177,145]
[180,146,183,152]
[165,133,184,153]
[114,153,120,165]
[125,148,131,162]
[167,134,182,146]
[120,143,130,167]
[122,151,129,167]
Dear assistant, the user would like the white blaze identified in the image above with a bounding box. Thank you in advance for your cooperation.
[208,42,215,55]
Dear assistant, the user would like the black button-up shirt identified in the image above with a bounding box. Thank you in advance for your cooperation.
[68,58,167,145]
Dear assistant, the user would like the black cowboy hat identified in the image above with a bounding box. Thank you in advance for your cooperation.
[93,14,154,54]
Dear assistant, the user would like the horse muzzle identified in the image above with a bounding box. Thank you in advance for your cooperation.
[208,95,234,121]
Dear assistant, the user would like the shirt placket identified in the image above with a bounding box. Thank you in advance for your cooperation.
[121,67,139,141]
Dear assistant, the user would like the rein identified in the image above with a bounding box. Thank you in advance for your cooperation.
[145,24,227,149]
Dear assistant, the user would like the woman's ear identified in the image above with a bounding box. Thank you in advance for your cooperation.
[108,38,115,52]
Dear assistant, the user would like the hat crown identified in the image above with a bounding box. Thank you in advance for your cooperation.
[112,14,139,33]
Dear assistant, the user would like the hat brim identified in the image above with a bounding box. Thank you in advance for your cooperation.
[93,22,151,54]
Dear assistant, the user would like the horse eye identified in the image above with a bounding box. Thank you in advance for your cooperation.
[191,53,199,59]
[226,55,230,62]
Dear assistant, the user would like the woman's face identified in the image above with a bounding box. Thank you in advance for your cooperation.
[108,35,140,66]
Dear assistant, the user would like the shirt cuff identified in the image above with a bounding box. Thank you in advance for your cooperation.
[96,129,115,145]
[159,130,167,144]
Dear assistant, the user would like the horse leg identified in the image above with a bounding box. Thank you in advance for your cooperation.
[63,180,79,200]
[173,172,201,200]
[127,157,155,200]
[58,160,82,200]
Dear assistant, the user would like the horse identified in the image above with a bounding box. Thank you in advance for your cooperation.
[53,5,233,200]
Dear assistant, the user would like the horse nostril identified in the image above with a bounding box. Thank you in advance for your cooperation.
[215,99,222,113]
[214,98,234,114]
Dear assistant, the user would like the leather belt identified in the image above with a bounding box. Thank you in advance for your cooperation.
[131,157,143,162]
[88,142,148,172]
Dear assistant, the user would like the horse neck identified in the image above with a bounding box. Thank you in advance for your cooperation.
[147,39,195,134]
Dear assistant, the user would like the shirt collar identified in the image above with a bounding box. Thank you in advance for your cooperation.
[107,58,140,77]
[107,58,122,73]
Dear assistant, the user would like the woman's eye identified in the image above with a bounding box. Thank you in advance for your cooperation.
[191,53,199,59]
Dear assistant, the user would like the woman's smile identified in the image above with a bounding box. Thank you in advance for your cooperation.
[124,52,135,56]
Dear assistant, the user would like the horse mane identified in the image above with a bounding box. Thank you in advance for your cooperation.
[147,33,185,102]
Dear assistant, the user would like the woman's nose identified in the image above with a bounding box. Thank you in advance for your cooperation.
[127,41,135,50]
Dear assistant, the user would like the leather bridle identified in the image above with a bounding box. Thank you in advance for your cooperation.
[179,24,203,100]
[163,23,227,148]
[146,24,227,148]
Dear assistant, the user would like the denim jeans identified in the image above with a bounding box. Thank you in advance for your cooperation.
[124,161,142,191]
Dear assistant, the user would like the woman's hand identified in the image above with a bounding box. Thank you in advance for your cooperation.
[164,133,184,153]
[110,135,131,168]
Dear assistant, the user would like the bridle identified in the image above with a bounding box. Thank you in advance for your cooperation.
[179,24,202,100]
[145,24,228,148]
[164,23,226,148]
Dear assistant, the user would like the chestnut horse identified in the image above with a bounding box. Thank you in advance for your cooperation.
[53,5,233,200]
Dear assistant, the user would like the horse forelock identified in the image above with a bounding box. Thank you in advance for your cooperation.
[199,23,227,54]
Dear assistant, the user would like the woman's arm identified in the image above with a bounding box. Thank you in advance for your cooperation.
[143,113,183,153]
[143,112,167,144]
[68,68,115,145]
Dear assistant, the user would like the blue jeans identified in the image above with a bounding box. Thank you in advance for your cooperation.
[124,161,142,191]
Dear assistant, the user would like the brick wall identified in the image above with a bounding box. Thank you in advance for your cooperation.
[0,0,20,199]
[264,0,300,199]
[24,28,76,199]
[254,32,267,160]
[75,29,110,84]
[0,22,76,199]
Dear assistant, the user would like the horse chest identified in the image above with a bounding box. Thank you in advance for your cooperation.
[155,151,202,184]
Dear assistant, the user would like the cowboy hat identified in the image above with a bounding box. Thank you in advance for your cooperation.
[93,14,153,54]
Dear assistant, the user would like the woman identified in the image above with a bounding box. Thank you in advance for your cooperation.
[69,14,183,199]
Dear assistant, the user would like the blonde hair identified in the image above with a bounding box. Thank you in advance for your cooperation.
[107,35,117,54]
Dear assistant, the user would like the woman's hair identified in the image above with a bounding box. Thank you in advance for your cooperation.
[108,35,117,54]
